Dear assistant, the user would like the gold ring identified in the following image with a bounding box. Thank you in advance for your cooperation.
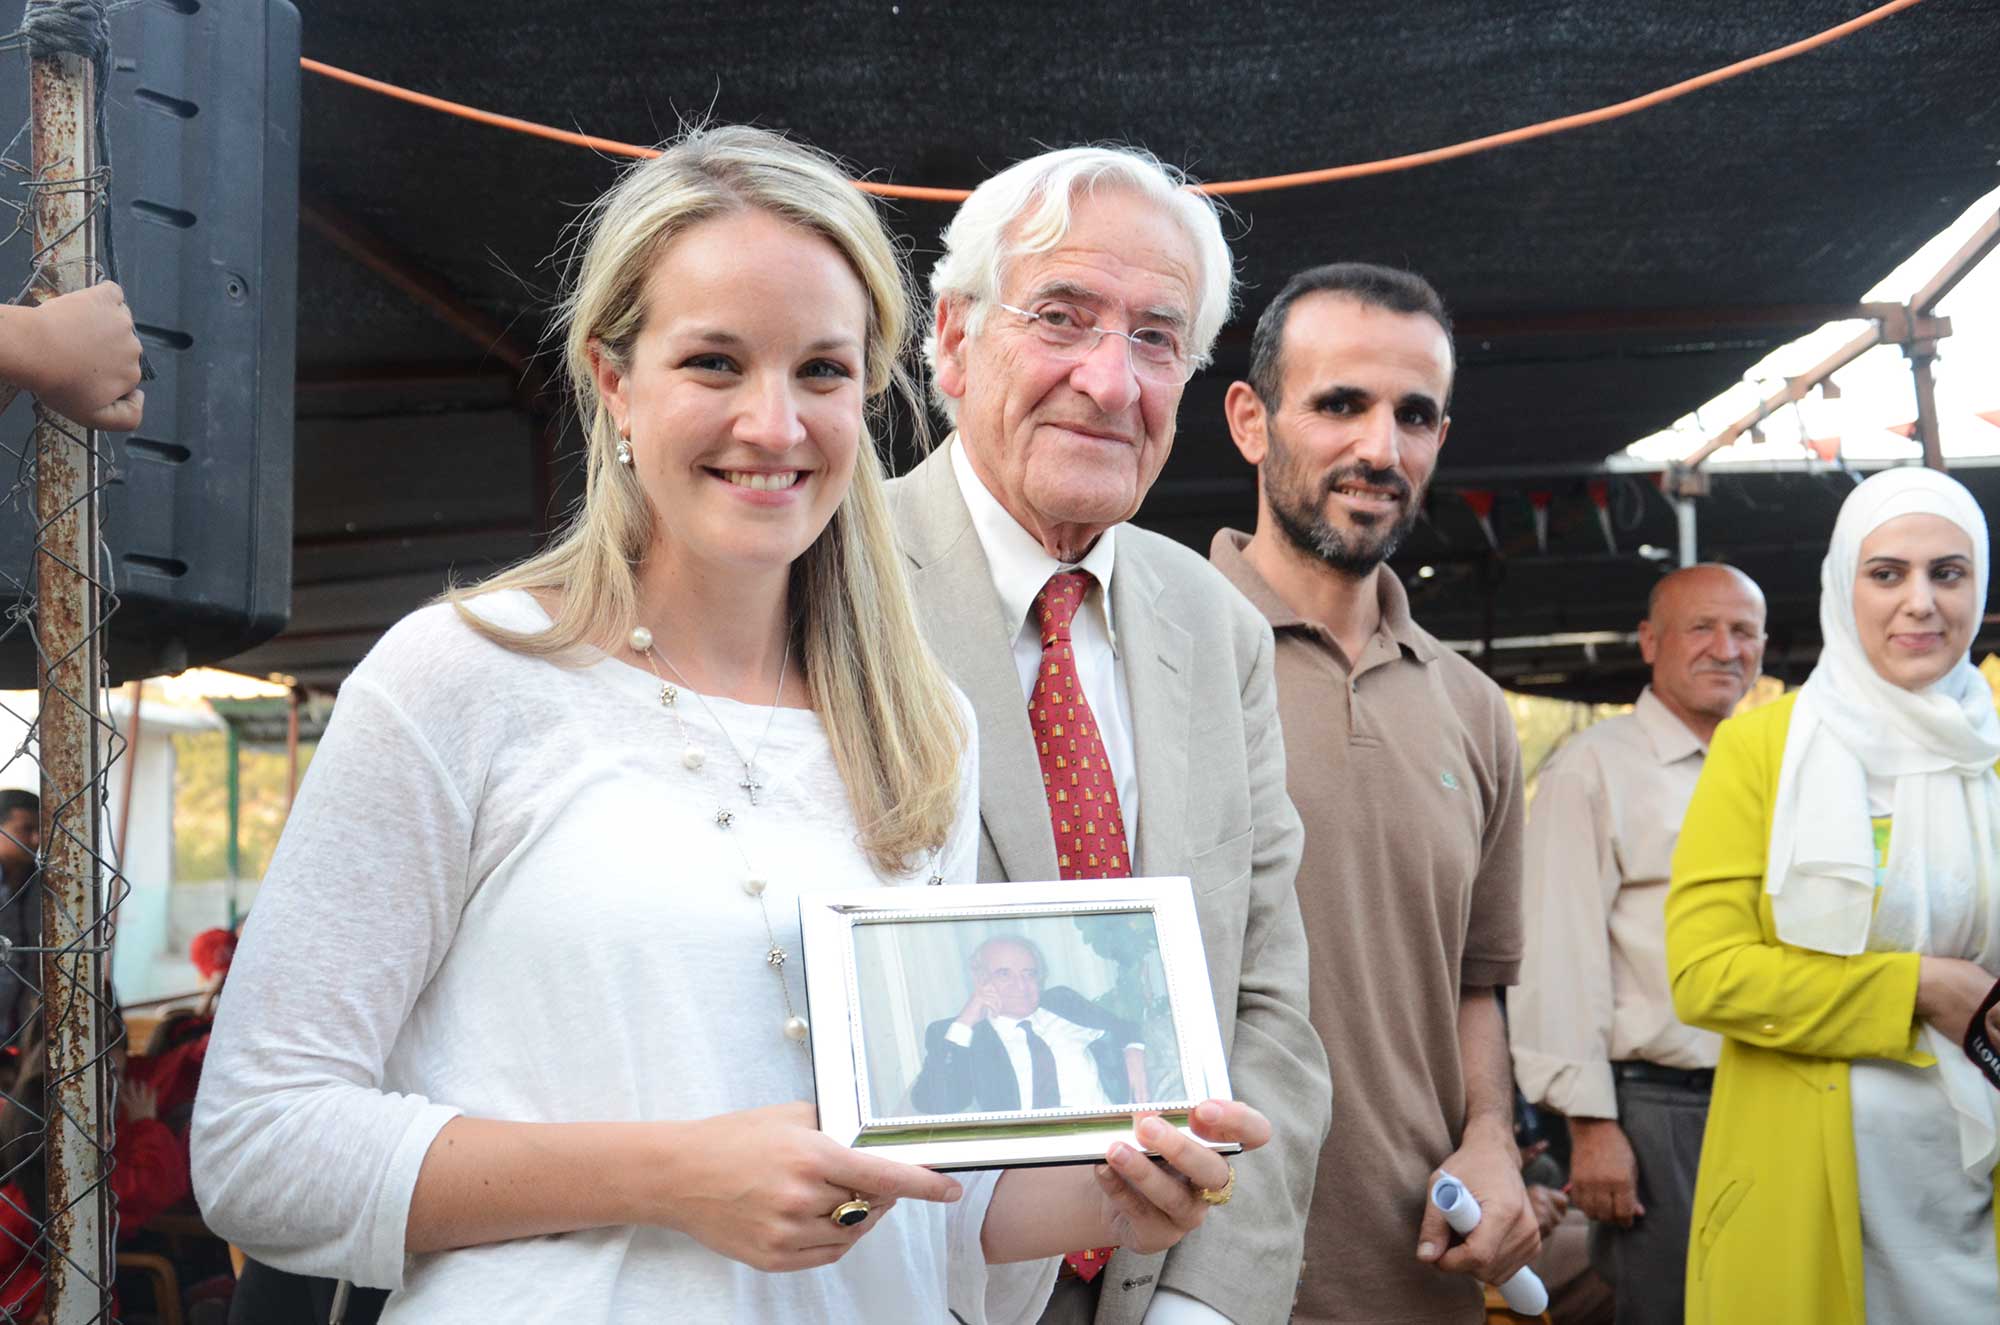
[1196,1164,1235,1207]
[830,1197,872,1228]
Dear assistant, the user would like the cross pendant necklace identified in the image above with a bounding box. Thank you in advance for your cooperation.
[627,624,807,1044]
[634,629,788,809]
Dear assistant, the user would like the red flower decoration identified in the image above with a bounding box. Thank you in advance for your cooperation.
[189,927,238,981]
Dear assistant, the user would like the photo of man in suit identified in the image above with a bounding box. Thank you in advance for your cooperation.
[911,935,1147,1114]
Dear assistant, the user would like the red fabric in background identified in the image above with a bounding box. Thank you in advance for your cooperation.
[188,929,239,982]
[113,1117,191,1235]
[0,1184,43,1320]
[126,1030,210,1125]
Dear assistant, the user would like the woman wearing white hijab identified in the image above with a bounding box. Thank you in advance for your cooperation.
[1667,465,2000,1322]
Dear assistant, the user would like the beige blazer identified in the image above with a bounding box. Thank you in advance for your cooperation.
[889,447,1331,1325]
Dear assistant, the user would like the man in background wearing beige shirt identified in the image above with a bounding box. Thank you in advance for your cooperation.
[1509,563,1766,1325]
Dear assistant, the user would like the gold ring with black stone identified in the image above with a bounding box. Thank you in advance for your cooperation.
[1196,1165,1235,1207]
[830,1197,872,1227]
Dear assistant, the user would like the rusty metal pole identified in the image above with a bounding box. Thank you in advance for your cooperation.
[28,18,110,1324]
[1907,340,1946,472]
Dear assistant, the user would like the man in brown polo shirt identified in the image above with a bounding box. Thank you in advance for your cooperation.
[1212,262,1537,1324]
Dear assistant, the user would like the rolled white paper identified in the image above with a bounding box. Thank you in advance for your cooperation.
[1429,1171,1550,1316]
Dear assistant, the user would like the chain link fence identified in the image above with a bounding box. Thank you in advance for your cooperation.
[0,1,136,1320]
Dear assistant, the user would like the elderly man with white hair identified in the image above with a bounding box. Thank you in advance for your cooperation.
[889,146,1331,1325]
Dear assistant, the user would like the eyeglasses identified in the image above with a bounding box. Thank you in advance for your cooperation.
[995,301,1193,384]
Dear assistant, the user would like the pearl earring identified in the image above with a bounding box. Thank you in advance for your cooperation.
[616,437,633,466]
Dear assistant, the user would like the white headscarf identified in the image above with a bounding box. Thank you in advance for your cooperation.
[1765,465,2000,1170]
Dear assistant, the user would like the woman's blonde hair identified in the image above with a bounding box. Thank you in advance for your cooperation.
[451,125,963,874]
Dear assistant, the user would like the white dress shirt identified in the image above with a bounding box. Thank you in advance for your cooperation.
[1511,687,1723,1120]
[945,1005,1119,1110]
[950,437,1140,848]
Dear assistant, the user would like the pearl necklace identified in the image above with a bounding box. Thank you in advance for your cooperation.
[628,625,809,1045]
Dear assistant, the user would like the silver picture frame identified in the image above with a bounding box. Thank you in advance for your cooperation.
[798,876,1239,1171]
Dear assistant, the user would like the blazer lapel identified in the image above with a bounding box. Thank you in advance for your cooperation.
[895,449,1060,883]
[1111,543,1192,878]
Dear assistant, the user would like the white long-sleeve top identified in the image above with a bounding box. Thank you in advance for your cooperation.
[191,590,1057,1324]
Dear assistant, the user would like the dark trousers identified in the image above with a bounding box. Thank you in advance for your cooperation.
[228,1258,386,1325]
[1035,1272,1099,1325]
[1586,1077,1710,1325]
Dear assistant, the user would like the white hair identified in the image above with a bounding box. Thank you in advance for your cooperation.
[923,145,1236,421]
[969,933,1046,979]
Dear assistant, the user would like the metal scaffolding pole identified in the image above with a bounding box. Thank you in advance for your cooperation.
[1907,339,1946,472]
[1683,202,1996,472]
[1663,462,1707,568]
[28,14,110,1321]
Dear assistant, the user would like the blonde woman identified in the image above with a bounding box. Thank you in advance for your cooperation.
[191,127,1259,1324]
[1667,465,2000,1320]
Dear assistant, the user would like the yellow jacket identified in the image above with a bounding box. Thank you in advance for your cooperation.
[1666,692,2000,1323]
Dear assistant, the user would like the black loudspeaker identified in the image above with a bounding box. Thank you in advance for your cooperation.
[0,0,299,685]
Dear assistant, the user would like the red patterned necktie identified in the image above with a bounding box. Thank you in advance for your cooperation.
[1031,570,1133,882]
[1030,570,1127,1284]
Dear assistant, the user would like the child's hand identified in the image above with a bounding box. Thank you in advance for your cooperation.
[118,1080,159,1124]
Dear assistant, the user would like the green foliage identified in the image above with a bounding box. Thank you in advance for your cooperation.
[1076,912,1187,1098]
[171,732,317,882]
[1076,911,1165,1025]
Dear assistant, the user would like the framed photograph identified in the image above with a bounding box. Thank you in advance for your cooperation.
[798,876,1239,1171]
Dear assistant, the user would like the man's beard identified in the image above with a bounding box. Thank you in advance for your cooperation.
[1264,423,1423,578]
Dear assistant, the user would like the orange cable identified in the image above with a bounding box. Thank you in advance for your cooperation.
[296,57,973,202]
[300,0,1926,202]
[1202,0,1926,194]
[300,57,667,162]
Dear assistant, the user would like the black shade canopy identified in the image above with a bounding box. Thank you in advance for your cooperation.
[250,0,2000,693]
